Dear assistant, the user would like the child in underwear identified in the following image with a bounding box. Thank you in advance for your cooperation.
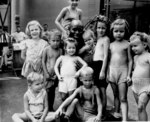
[12,72,56,122]
[42,29,62,111]
[55,66,102,122]
[54,37,87,101]
[55,0,82,39]
[130,32,150,121]
[107,18,133,121]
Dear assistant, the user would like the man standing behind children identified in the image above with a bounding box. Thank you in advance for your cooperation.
[42,29,62,111]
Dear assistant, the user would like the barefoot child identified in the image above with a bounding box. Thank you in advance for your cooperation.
[130,32,150,121]
[55,66,102,122]
[55,0,83,39]
[12,72,56,122]
[54,38,87,101]
[42,29,62,111]
[107,18,133,121]
[92,15,110,119]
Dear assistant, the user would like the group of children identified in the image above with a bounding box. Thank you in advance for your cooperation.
[11,0,150,122]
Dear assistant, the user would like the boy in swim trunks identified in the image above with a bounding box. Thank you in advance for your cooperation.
[130,32,150,121]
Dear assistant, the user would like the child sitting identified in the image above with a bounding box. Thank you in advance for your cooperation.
[55,66,102,122]
[12,72,56,122]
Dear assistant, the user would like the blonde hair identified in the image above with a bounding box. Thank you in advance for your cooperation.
[27,72,44,86]
[80,66,94,78]
[83,29,95,42]
[130,31,150,51]
[25,20,43,39]
[110,18,130,40]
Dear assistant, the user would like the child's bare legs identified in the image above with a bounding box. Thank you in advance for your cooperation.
[99,87,107,117]
[133,92,150,121]
[110,83,121,115]
[45,112,56,122]
[118,82,128,121]
[12,113,28,122]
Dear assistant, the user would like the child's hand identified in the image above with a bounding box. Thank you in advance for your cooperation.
[127,76,132,86]
[58,75,63,81]
[94,116,101,122]
[99,71,105,80]
[84,44,91,51]
[55,108,63,118]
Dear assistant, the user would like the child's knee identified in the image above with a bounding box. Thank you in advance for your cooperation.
[138,103,146,112]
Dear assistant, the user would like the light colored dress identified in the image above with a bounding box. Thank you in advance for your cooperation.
[21,39,48,77]
[25,89,46,118]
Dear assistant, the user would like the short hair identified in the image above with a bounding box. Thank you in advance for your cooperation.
[25,20,43,39]
[110,18,130,40]
[80,66,94,78]
[64,37,78,49]
[83,29,96,41]
[27,72,44,86]
[130,31,150,50]
[50,29,62,41]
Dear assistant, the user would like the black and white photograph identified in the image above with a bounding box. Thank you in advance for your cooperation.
[1,0,150,122]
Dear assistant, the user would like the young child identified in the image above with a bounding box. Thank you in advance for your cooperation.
[21,20,48,77]
[42,29,62,111]
[79,29,95,67]
[92,15,110,119]
[107,18,133,121]
[55,66,102,122]
[12,72,56,122]
[54,37,87,101]
[55,0,82,39]
[69,19,85,53]
[130,32,150,121]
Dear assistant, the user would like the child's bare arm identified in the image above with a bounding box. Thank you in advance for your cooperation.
[55,7,67,34]
[42,48,49,78]
[21,49,26,60]
[127,45,133,78]
[95,88,102,120]
[39,92,49,122]
[100,37,110,79]
[56,88,80,116]
[75,57,87,77]
[54,56,63,80]
[24,94,36,122]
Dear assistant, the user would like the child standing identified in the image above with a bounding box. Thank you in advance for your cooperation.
[54,38,87,101]
[21,20,48,77]
[107,18,133,121]
[130,32,150,121]
[42,29,62,111]
[55,0,83,39]
[12,72,56,122]
[92,15,110,119]
[79,29,95,67]
[55,66,102,122]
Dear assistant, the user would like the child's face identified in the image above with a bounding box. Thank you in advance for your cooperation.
[81,76,93,88]
[83,35,94,46]
[49,35,60,49]
[130,38,146,55]
[69,21,83,39]
[66,42,76,56]
[31,80,44,93]
[113,25,125,41]
[69,0,79,8]
[29,25,40,39]
[96,21,107,37]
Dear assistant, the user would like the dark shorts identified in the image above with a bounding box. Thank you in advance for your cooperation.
[91,60,108,88]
